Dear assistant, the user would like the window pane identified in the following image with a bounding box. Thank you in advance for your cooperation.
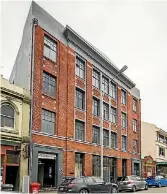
[42,109,55,135]
[44,45,50,58]
[75,121,85,141]
[43,72,56,97]
[76,57,85,79]
[44,35,57,61]
[1,104,14,117]
[1,116,14,128]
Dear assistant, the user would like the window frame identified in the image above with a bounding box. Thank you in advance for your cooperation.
[42,71,56,98]
[102,76,109,94]
[0,103,15,129]
[75,56,85,80]
[159,147,165,157]
[103,129,109,147]
[133,139,138,153]
[111,107,117,123]
[121,112,127,128]
[92,126,100,145]
[93,69,100,89]
[41,109,55,135]
[103,102,109,120]
[111,82,116,99]
[111,132,117,148]
[92,97,100,117]
[44,35,57,62]
[133,98,137,112]
[75,88,85,110]
[75,120,85,141]
[133,119,137,132]
[122,135,127,151]
[92,155,101,177]
[121,89,127,105]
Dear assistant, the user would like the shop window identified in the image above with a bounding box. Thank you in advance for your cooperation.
[6,150,19,164]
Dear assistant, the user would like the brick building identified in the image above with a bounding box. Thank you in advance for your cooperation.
[10,2,141,188]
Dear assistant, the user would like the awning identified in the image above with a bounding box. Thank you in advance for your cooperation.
[156,162,167,166]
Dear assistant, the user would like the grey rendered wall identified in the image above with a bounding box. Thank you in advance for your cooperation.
[10,4,33,90]
[31,144,63,187]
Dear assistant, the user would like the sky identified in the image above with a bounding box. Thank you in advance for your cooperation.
[1,0,167,131]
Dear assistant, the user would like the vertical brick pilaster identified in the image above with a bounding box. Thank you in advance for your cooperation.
[127,93,133,152]
[32,26,44,131]
[137,99,141,154]
[117,86,122,149]
[67,47,75,138]
[127,159,132,176]
[84,154,92,176]
[86,62,92,142]
[116,158,122,177]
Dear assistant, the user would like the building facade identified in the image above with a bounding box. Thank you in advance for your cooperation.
[0,75,30,191]
[141,122,167,177]
[10,2,141,188]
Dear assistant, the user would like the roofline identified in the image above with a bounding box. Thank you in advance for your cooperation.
[63,25,136,88]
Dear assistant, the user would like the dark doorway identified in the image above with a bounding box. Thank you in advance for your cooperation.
[122,159,127,176]
[5,166,19,190]
[38,159,55,187]
[134,163,140,176]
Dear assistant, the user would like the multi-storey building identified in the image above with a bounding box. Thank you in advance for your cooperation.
[141,122,167,177]
[10,2,141,188]
[0,75,30,191]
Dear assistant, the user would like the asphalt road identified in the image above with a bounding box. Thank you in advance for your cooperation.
[134,186,167,193]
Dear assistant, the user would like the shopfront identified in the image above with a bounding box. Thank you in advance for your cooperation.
[1,145,20,191]
[142,156,156,178]
[31,144,63,188]
[156,162,167,176]
[132,159,141,176]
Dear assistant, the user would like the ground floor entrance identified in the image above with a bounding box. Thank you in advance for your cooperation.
[142,156,156,178]
[1,145,20,191]
[37,155,56,187]
[156,162,167,176]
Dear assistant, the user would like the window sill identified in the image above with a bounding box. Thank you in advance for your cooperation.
[42,93,56,100]
[122,149,127,152]
[0,127,18,134]
[92,114,100,118]
[75,107,86,112]
[93,85,100,90]
[92,142,101,146]
[43,56,57,64]
[75,75,85,81]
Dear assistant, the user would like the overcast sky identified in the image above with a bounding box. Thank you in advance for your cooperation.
[1,0,167,131]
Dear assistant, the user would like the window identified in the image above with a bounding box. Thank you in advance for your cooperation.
[121,90,126,105]
[1,104,15,128]
[93,70,100,89]
[43,72,56,97]
[44,35,56,61]
[159,147,165,157]
[111,82,116,99]
[42,109,55,135]
[103,157,116,183]
[122,159,127,177]
[92,155,101,177]
[158,134,164,143]
[133,99,137,112]
[75,153,84,177]
[102,76,109,94]
[121,112,127,128]
[75,120,85,141]
[122,136,127,151]
[6,150,19,164]
[92,98,100,116]
[76,89,85,110]
[75,56,85,79]
[111,132,117,148]
[133,119,137,132]
[85,177,95,184]
[103,129,109,146]
[111,107,116,123]
[133,140,137,153]
[103,103,109,120]
[92,126,100,144]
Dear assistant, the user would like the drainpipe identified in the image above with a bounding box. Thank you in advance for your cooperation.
[29,18,38,183]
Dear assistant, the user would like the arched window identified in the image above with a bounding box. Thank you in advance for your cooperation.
[1,104,15,129]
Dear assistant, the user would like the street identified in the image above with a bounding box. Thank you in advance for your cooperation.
[135,187,167,193]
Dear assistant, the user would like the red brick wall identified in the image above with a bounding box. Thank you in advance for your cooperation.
[32,25,141,178]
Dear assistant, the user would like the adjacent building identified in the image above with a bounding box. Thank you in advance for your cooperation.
[0,75,30,191]
[141,122,167,177]
[10,1,141,188]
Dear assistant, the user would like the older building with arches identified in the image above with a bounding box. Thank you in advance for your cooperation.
[0,75,30,191]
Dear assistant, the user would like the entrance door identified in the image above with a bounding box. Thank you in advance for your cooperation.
[134,163,140,176]
[5,166,19,190]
